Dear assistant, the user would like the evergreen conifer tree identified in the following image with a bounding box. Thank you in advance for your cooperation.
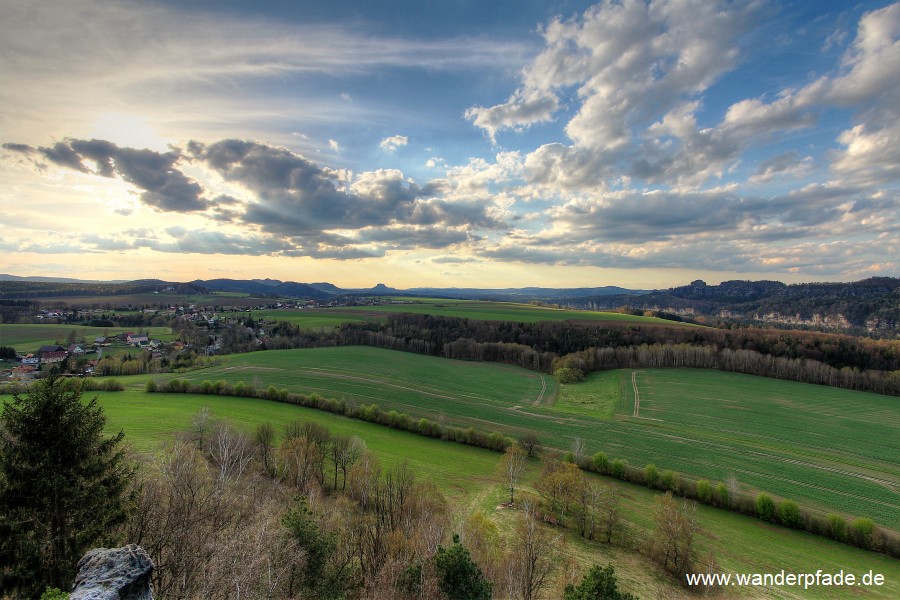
[0,376,133,597]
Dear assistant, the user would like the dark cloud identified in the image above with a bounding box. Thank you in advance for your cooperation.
[7,138,209,212]
[432,256,480,264]
[190,138,505,238]
[2,143,32,153]
[353,226,470,249]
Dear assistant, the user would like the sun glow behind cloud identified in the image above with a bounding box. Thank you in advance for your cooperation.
[0,0,898,287]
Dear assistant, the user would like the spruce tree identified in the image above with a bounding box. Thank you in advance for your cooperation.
[433,534,492,600]
[0,376,133,597]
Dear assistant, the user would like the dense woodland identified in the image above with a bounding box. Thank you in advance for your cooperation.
[560,277,900,334]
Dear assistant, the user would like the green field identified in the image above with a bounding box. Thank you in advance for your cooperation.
[345,298,686,324]
[128,347,899,531]
[252,298,694,329]
[0,324,175,351]
[87,389,900,599]
[140,346,554,424]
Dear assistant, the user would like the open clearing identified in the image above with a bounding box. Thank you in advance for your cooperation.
[132,346,900,530]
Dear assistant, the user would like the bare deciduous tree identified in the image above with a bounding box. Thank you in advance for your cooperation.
[499,445,527,504]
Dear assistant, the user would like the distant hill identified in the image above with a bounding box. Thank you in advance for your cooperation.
[192,279,334,300]
[405,285,646,301]
[560,277,900,334]
[0,273,128,284]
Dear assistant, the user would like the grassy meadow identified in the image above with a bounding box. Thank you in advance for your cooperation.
[87,389,900,599]
[121,346,900,531]
[275,297,693,326]
[0,323,175,351]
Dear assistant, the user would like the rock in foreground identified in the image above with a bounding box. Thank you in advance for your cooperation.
[71,544,153,600]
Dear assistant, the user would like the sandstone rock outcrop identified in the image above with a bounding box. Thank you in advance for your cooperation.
[71,544,153,600]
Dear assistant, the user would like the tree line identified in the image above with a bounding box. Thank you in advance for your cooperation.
[231,314,900,395]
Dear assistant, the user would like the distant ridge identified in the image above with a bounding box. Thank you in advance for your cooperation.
[404,285,645,301]
[0,273,129,284]
[559,277,900,332]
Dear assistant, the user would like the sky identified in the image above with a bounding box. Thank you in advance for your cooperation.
[1,0,898,289]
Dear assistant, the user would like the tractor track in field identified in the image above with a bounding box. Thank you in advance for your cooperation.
[534,375,547,405]
[632,370,641,418]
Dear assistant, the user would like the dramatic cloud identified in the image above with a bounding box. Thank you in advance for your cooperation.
[4,139,209,212]
[1,1,898,285]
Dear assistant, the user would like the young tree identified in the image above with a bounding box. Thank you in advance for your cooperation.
[254,421,276,474]
[518,431,541,458]
[651,492,699,576]
[433,534,492,600]
[499,444,527,504]
[513,502,560,600]
[563,564,637,600]
[0,377,134,596]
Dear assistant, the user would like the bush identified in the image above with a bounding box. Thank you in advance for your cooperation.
[554,367,585,384]
[850,518,878,550]
[660,469,678,492]
[592,451,608,473]
[487,432,508,451]
[643,464,659,488]
[145,379,157,392]
[715,483,729,507]
[696,480,712,503]
[756,493,775,522]
[827,514,847,541]
[777,499,803,529]
[610,459,626,480]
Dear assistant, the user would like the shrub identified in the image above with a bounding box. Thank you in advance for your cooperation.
[777,499,803,529]
[827,514,847,541]
[487,432,508,451]
[660,469,678,492]
[554,367,585,384]
[756,493,775,521]
[592,451,608,474]
[694,479,711,503]
[145,380,157,393]
[715,483,729,507]
[643,464,659,488]
[850,518,878,550]
[610,459,626,480]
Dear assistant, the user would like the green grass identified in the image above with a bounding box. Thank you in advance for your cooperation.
[0,324,175,351]
[339,298,691,325]
[554,370,622,417]
[129,347,899,531]
[140,346,553,428]
[252,297,696,329]
[99,390,501,500]
[89,389,900,599]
